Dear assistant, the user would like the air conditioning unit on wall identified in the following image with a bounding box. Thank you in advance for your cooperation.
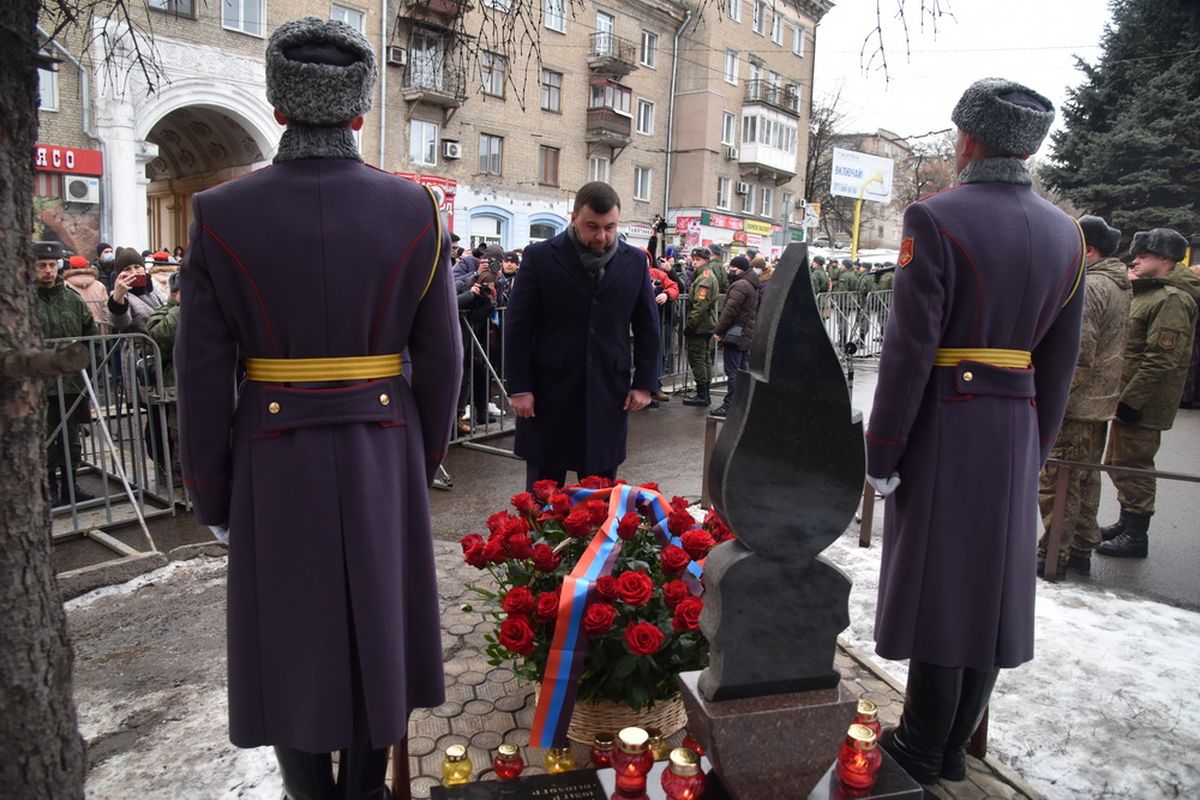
[442,140,462,159]
[735,181,750,195]
[725,146,739,160]
[63,176,100,204]
[387,46,407,67]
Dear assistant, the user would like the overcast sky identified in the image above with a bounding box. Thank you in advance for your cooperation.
[812,0,1115,156]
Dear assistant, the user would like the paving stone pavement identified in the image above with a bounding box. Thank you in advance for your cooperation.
[400,541,1039,800]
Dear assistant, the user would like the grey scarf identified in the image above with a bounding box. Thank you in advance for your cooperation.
[274,124,362,163]
[566,224,619,283]
[957,156,1032,186]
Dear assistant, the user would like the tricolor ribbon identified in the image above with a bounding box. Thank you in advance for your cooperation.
[528,483,705,747]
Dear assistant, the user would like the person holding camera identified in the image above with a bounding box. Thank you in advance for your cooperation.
[647,253,680,405]
[456,246,501,432]
[108,246,165,334]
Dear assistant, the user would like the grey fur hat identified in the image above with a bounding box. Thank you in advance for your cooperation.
[951,78,1055,156]
[266,17,376,126]
[1078,215,1122,258]
[1130,228,1188,262]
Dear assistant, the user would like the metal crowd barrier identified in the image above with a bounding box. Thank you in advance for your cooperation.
[44,332,180,557]
[817,290,892,360]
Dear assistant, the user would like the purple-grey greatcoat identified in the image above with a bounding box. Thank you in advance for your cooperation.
[503,231,659,473]
[866,178,1085,671]
[175,158,462,752]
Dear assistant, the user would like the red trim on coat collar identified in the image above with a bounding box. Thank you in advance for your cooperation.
[865,430,899,446]
[914,183,969,205]
[202,224,282,356]
[937,228,985,344]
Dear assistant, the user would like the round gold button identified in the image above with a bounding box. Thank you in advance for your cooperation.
[962,371,974,382]
[379,393,391,406]
[268,401,281,414]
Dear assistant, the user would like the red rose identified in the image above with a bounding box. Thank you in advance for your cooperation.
[511,491,540,515]
[486,511,513,535]
[483,537,507,564]
[531,543,560,573]
[501,586,535,616]
[499,615,536,655]
[582,602,618,635]
[506,533,533,560]
[580,475,613,489]
[680,529,717,562]
[616,512,641,540]
[662,579,689,609]
[668,508,695,536]
[532,479,559,501]
[548,493,571,517]
[503,515,532,538]
[534,590,560,623]
[615,570,654,606]
[563,509,593,538]
[640,482,661,493]
[659,545,692,574]
[595,575,619,600]
[704,508,735,542]
[461,534,487,569]
[670,495,691,512]
[672,597,704,632]
[624,621,665,656]
[583,499,609,526]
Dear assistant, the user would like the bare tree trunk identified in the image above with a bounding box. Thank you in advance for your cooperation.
[0,1,87,796]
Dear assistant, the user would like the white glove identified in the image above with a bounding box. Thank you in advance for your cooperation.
[866,473,901,497]
[208,524,230,544]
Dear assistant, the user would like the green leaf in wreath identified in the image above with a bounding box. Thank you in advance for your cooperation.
[613,653,638,680]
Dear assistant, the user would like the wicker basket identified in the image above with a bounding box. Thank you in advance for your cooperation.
[536,685,690,744]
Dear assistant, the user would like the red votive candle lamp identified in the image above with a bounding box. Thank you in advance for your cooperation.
[853,698,882,739]
[591,732,615,767]
[492,742,524,781]
[835,724,883,790]
[661,747,706,800]
[612,727,653,797]
[681,731,705,757]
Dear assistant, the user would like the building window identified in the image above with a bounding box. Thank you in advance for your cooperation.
[771,13,783,45]
[482,0,509,10]
[222,0,265,36]
[331,4,365,31]
[530,222,558,241]
[761,186,774,217]
[723,50,738,85]
[538,146,560,186]
[717,177,732,210]
[38,55,58,112]
[479,134,503,175]
[540,69,562,112]
[640,30,658,68]
[741,183,756,214]
[470,216,504,250]
[633,167,652,202]
[782,191,794,222]
[410,119,438,166]
[752,1,767,35]
[589,155,610,183]
[749,61,763,84]
[149,0,197,16]
[481,52,506,97]
[590,80,632,115]
[544,0,565,32]
[729,0,741,22]
[721,111,736,145]
[793,25,806,57]
[636,99,654,135]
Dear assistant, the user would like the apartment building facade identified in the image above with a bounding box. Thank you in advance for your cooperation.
[34,0,831,257]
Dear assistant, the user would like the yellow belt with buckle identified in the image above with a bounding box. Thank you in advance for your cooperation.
[245,354,404,382]
[933,347,1032,369]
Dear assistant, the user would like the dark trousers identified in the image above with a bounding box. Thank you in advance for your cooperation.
[525,461,617,491]
[721,346,748,402]
[46,393,86,475]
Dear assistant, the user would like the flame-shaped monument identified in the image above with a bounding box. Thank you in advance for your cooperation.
[679,242,866,798]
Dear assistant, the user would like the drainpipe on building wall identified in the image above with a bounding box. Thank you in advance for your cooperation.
[663,7,693,221]
[38,25,112,243]
[378,0,388,166]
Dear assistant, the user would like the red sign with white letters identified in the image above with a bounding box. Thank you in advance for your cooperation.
[34,144,103,175]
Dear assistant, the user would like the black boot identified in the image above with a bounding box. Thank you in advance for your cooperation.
[59,470,94,503]
[682,384,710,406]
[1099,509,1134,542]
[1096,513,1150,558]
[336,743,390,799]
[941,666,1000,781]
[711,399,730,417]
[47,469,62,506]
[879,661,963,784]
[274,746,337,800]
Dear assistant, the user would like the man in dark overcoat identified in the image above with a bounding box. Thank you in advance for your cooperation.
[864,78,1085,785]
[175,18,462,800]
[503,182,659,489]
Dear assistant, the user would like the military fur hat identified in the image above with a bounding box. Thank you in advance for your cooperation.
[266,17,376,126]
[951,78,1055,156]
[33,241,64,261]
[1130,228,1188,262]
[1078,215,1122,258]
[708,243,724,258]
[812,254,826,265]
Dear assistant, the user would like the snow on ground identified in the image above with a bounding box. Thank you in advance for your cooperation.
[824,531,1200,799]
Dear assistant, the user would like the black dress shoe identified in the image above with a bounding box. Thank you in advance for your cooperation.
[1036,558,1067,581]
[648,399,660,408]
[1067,553,1091,575]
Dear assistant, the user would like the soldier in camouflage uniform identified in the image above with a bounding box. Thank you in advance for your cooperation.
[682,247,721,407]
[1098,228,1200,558]
[833,258,858,348]
[33,241,99,504]
[810,254,831,295]
[1036,216,1130,577]
[706,243,730,295]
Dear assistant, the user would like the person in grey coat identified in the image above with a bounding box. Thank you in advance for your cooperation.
[865,78,1085,785]
[175,18,461,800]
